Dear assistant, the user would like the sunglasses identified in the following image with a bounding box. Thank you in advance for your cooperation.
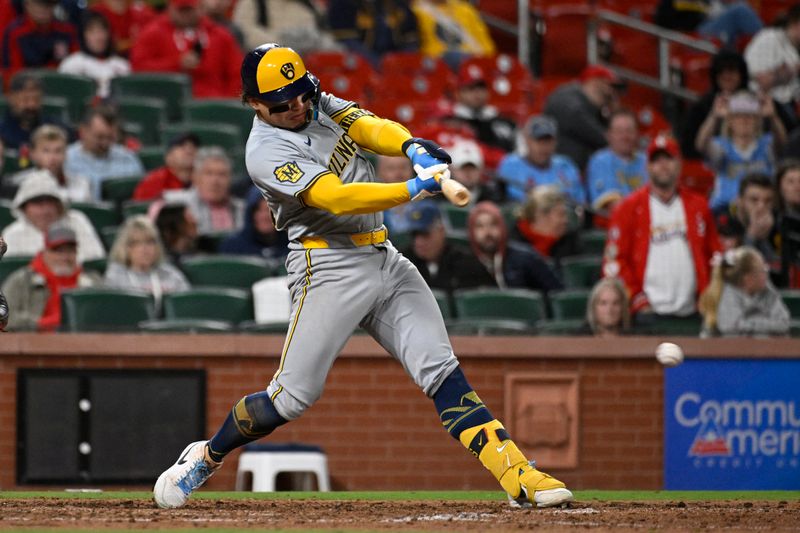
[268,90,315,115]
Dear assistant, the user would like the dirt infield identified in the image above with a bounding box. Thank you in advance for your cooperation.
[0,498,799,531]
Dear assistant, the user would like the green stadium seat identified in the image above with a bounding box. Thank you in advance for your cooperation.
[2,153,22,176]
[197,230,234,253]
[81,257,107,275]
[101,226,119,251]
[779,290,800,318]
[181,255,272,289]
[0,200,14,229]
[536,319,584,335]
[238,320,289,334]
[561,255,603,288]
[579,229,607,255]
[183,99,255,140]
[101,175,143,206]
[430,288,452,319]
[121,200,153,219]
[163,288,254,324]
[110,73,192,122]
[138,146,165,171]
[445,318,534,336]
[441,203,469,230]
[161,122,242,154]
[117,97,167,146]
[454,288,545,327]
[445,230,470,249]
[645,315,702,336]
[70,202,120,234]
[42,96,69,122]
[33,71,96,122]
[139,318,234,333]
[389,231,410,249]
[790,319,800,338]
[501,204,519,230]
[550,289,590,320]
[60,288,156,332]
[0,256,32,285]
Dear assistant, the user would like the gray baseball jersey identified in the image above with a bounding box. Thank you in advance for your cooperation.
[245,92,458,420]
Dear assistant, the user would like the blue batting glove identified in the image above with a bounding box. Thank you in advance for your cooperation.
[402,138,452,171]
[406,163,449,201]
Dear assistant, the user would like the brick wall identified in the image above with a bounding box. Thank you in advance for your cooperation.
[1,334,797,491]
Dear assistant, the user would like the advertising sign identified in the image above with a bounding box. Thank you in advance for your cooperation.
[665,359,800,489]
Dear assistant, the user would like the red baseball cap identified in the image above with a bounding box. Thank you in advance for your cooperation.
[458,64,488,88]
[647,134,681,161]
[580,64,620,84]
[45,224,77,249]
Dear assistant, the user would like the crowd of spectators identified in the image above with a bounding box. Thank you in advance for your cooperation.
[1,0,799,338]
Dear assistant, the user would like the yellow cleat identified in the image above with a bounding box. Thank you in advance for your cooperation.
[510,461,574,508]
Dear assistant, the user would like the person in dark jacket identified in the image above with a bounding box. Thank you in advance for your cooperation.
[467,201,563,293]
[400,200,495,299]
[0,72,72,153]
[218,187,289,260]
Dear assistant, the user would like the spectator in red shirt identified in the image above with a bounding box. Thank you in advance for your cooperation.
[129,0,243,98]
[133,133,200,201]
[1,0,78,77]
[603,135,721,323]
[90,0,156,57]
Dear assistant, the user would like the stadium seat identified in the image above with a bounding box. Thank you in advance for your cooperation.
[550,289,591,320]
[0,256,32,285]
[42,96,69,122]
[561,255,603,288]
[539,4,593,76]
[161,122,242,154]
[60,288,156,332]
[645,314,701,336]
[779,290,800,318]
[100,226,119,251]
[116,97,167,146]
[180,255,272,289]
[238,320,289,334]
[446,318,535,336]
[536,318,584,335]
[137,146,165,171]
[430,288,452,319]
[110,73,192,122]
[70,202,121,234]
[380,52,455,90]
[305,51,374,76]
[579,229,607,255]
[81,257,107,275]
[441,203,470,230]
[313,71,368,103]
[0,199,13,229]
[101,175,143,206]
[445,231,470,249]
[453,288,545,327]
[139,318,235,333]
[33,71,96,122]
[163,288,254,324]
[184,100,255,141]
[121,200,153,218]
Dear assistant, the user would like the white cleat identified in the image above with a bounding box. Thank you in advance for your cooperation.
[533,487,574,508]
[153,440,221,509]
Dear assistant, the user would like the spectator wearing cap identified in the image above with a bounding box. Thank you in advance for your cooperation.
[446,139,502,204]
[5,124,92,202]
[543,64,621,170]
[328,0,418,65]
[744,4,800,118]
[0,0,78,77]
[64,106,145,201]
[58,10,131,99]
[586,109,647,215]
[133,133,200,201]
[603,135,721,323]
[1,222,102,331]
[496,115,585,206]
[2,170,105,263]
[130,0,243,98]
[411,0,495,66]
[166,146,244,236]
[0,72,73,153]
[400,200,495,300]
[452,63,517,153]
[695,89,785,212]
[89,0,156,57]
[467,200,563,293]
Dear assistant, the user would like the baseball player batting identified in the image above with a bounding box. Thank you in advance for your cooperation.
[154,43,573,510]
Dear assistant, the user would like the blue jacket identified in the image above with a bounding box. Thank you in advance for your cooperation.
[218,187,289,259]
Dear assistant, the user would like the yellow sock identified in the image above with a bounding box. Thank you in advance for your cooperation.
[458,419,529,498]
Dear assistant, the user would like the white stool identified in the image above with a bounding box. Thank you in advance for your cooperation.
[235,443,331,492]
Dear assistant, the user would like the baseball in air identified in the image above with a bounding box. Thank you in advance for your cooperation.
[655,342,684,367]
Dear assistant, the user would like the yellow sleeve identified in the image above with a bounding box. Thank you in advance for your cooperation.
[330,107,412,157]
[301,172,410,216]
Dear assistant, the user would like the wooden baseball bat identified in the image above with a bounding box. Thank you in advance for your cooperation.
[440,175,471,207]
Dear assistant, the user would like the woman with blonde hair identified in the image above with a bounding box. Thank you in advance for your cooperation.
[585,277,631,337]
[698,246,789,337]
[105,216,189,307]
[511,185,582,261]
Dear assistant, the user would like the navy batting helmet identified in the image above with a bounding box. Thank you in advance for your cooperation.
[241,43,320,104]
